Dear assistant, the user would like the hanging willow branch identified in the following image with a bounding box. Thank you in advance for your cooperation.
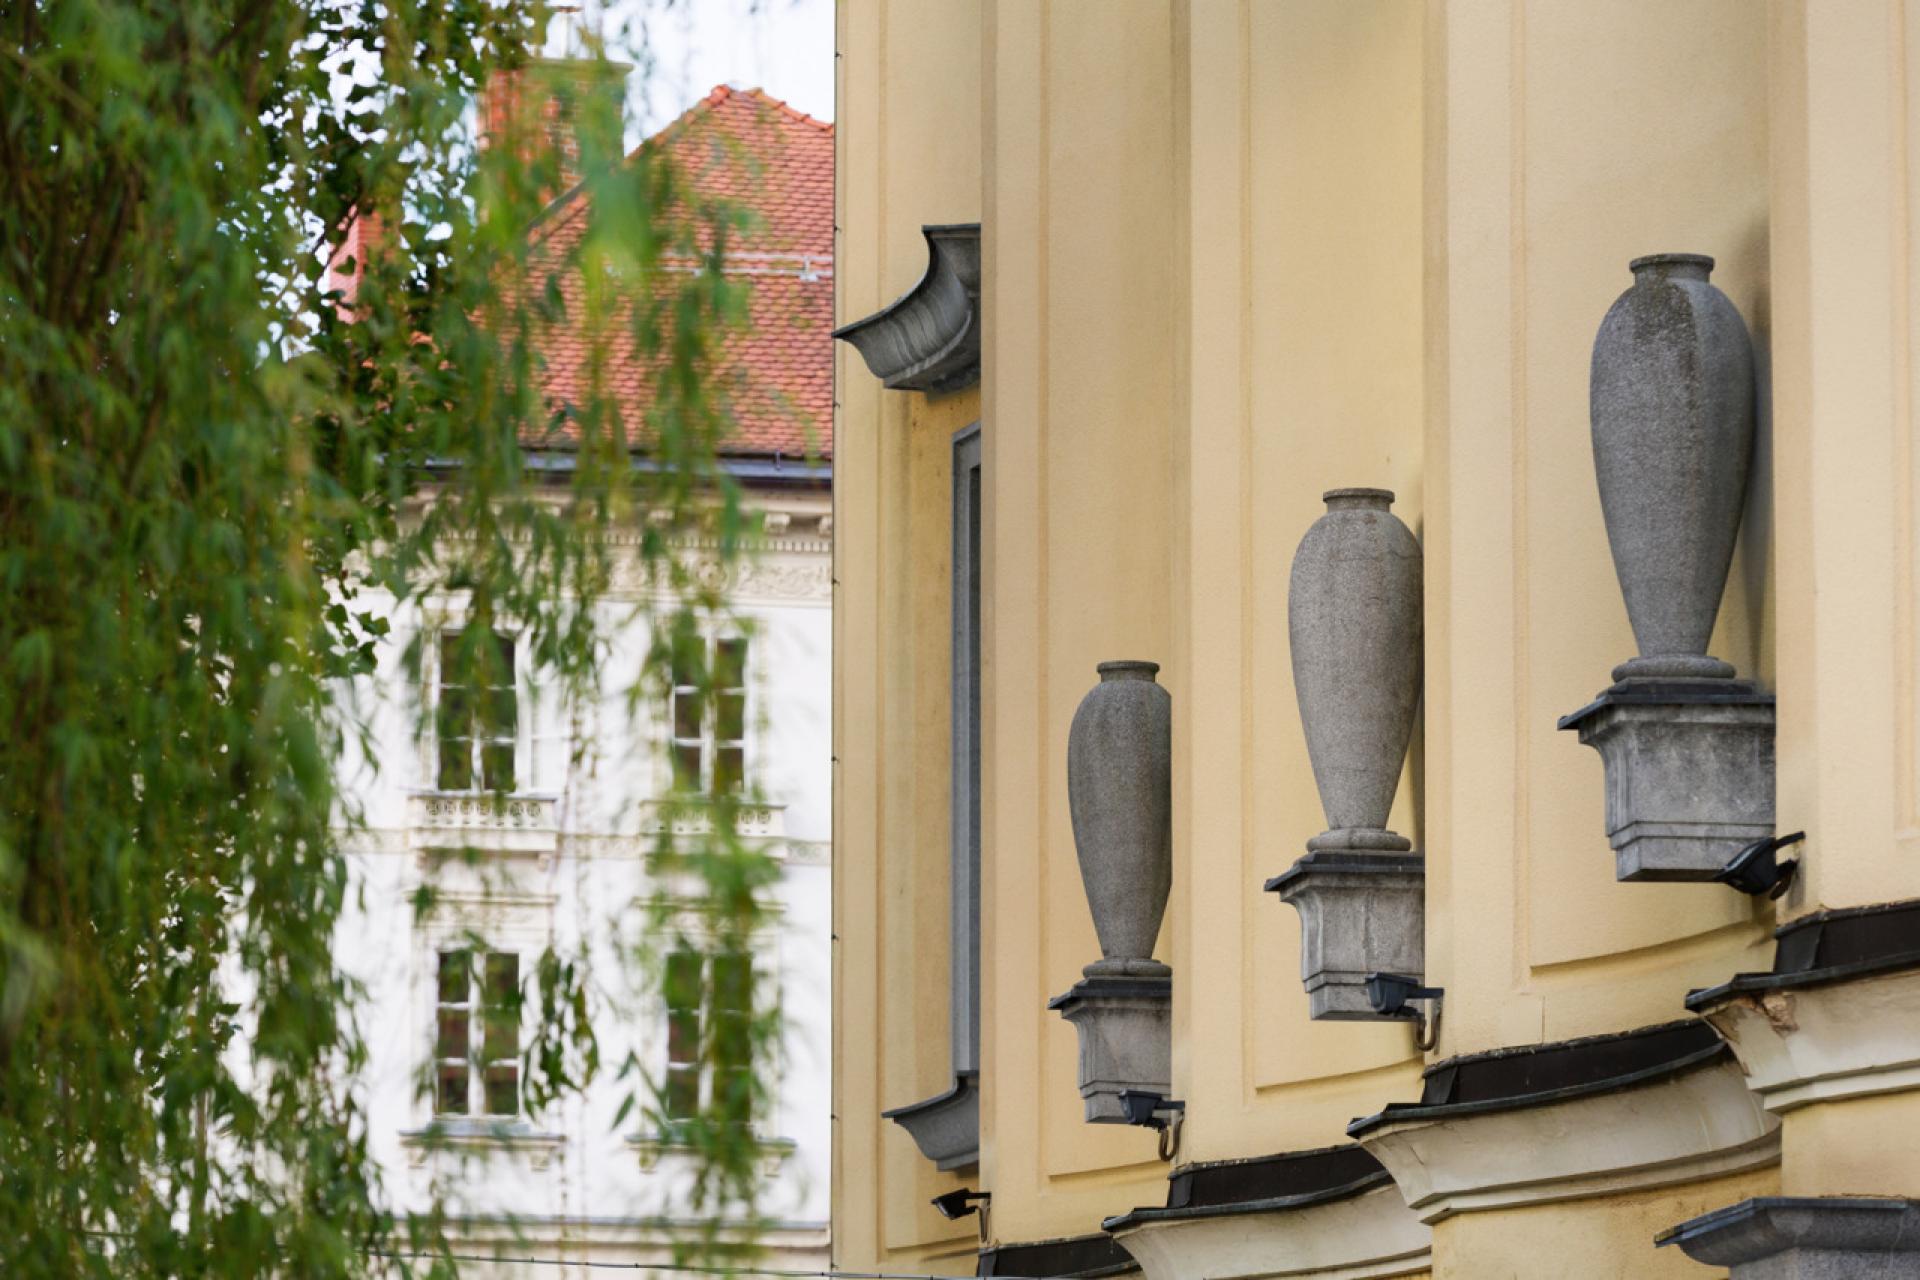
[0,1,792,1275]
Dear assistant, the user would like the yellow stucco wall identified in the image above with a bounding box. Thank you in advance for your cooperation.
[835,0,1920,1274]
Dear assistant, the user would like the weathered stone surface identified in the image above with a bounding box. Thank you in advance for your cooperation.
[1066,661,1172,973]
[1265,853,1425,1020]
[1289,489,1423,852]
[881,1072,978,1171]
[832,224,982,394]
[1659,1197,1920,1278]
[1276,489,1426,1019]
[1559,681,1775,880]
[1048,973,1173,1124]
[1590,253,1755,682]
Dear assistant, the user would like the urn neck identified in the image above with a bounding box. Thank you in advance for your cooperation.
[1096,660,1161,683]
[1322,487,1395,513]
[1629,253,1714,284]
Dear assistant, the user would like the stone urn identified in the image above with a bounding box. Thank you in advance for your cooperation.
[1589,253,1755,682]
[1066,660,1172,976]
[1267,489,1427,1020]
[1561,254,1776,882]
[1051,660,1173,1122]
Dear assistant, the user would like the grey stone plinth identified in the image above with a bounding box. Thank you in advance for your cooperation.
[1559,680,1775,881]
[1265,852,1425,1021]
[881,1072,978,1171]
[1658,1197,1920,1278]
[1590,254,1755,681]
[1048,968,1173,1123]
[1067,662,1173,967]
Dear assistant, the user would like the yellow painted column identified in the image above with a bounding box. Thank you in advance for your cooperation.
[1768,0,1920,1201]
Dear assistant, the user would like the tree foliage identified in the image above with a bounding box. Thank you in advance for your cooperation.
[0,1,783,1273]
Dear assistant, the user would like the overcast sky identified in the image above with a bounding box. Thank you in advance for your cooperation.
[557,0,836,139]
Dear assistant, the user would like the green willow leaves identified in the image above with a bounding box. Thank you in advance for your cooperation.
[0,1,786,1274]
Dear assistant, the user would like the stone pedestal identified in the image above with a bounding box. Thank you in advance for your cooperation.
[1658,1197,1920,1278]
[1048,966,1173,1123]
[1558,680,1775,881]
[1265,851,1424,1020]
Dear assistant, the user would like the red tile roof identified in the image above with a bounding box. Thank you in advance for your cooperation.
[526,85,833,462]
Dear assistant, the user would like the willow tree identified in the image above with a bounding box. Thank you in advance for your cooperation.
[0,2,779,1274]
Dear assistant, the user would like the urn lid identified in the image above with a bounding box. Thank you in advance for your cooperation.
[1095,659,1160,682]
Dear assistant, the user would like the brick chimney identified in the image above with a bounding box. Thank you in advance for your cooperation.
[480,58,630,201]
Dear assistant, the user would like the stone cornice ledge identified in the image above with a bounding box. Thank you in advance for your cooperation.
[833,224,981,394]
[1349,1022,1779,1225]
[1688,899,1920,1114]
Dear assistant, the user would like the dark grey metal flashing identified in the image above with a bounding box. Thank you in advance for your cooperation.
[1688,897,1920,1011]
[834,224,982,394]
[1347,1019,1725,1139]
[1102,1144,1388,1232]
[880,1071,978,1171]
[1658,1196,1920,1275]
[977,1232,1138,1279]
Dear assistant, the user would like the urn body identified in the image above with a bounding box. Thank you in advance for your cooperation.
[1288,489,1423,847]
[1589,254,1755,679]
[1065,661,1172,969]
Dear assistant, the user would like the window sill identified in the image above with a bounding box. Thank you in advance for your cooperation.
[626,1127,796,1175]
[399,1117,565,1169]
[640,798,787,843]
[407,791,560,856]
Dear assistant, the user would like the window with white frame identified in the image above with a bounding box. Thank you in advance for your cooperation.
[662,944,754,1125]
[436,628,517,792]
[668,635,748,795]
[434,949,521,1118]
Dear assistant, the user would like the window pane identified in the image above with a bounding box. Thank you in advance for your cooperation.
[439,634,462,680]
[490,635,515,683]
[715,639,746,689]
[483,954,519,1060]
[714,746,743,795]
[670,633,702,689]
[481,686,517,736]
[672,742,703,790]
[437,736,473,791]
[480,741,515,792]
[664,950,702,1027]
[673,689,703,740]
[716,1063,752,1125]
[439,681,472,730]
[437,1009,469,1061]
[484,1063,519,1117]
[716,691,745,742]
[437,952,470,1005]
[664,1063,700,1121]
[437,1063,469,1116]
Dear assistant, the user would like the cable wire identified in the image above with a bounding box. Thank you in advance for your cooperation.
[369,1250,1049,1280]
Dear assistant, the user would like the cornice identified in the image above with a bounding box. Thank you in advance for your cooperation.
[1352,1025,1779,1224]
[1110,1183,1429,1280]
[834,223,982,394]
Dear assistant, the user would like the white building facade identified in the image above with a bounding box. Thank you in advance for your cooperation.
[332,485,832,1273]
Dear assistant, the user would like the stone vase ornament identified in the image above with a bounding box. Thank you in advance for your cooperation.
[1067,660,1173,977]
[1590,253,1755,683]
[1561,254,1777,882]
[1050,660,1174,1122]
[1266,490,1426,1021]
